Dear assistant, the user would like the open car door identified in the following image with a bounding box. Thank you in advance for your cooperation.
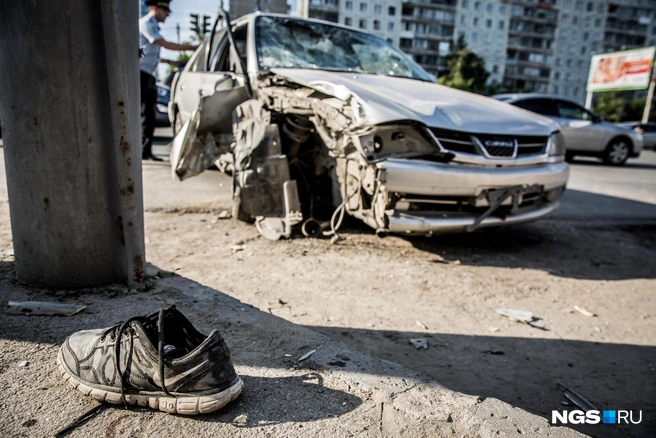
[171,21,250,181]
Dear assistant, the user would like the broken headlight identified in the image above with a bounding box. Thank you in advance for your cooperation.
[359,124,439,161]
[547,131,565,159]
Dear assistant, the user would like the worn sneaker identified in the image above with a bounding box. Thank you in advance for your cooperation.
[57,306,242,415]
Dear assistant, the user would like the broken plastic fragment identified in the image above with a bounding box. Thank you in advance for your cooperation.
[298,349,317,362]
[573,305,596,317]
[409,338,428,350]
[496,308,533,323]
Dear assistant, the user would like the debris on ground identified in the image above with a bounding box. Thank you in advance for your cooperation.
[416,320,428,330]
[18,361,29,367]
[409,338,428,350]
[6,301,86,317]
[217,209,231,219]
[496,308,547,330]
[230,245,245,252]
[557,382,597,412]
[573,305,597,317]
[482,350,504,355]
[1,249,14,256]
[299,348,318,362]
[233,414,248,425]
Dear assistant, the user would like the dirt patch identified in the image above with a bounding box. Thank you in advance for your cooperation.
[143,210,655,438]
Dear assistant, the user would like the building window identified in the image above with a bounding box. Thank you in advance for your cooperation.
[461,15,466,24]
[572,16,578,25]
[583,32,589,41]
[474,1,481,11]
[586,2,593,12]
[473,17,479,26]
[345,1,353,10]
[359,19,366,29]
[345,17,352,26]
[388,22,394,31]
[594,18,601,27]
[487,3,493,13]
[554,72,560,80]
[360,3,367,12]
[492,65,498,73]
[374,4,381,14]
[373,20,381,30]
[388,6,396,16]
[462,0,469,8]
[472,31,479,42]
[486,19,492,28]
[499,5,506,14]
[566,59,572,67]
[498,20,504,30]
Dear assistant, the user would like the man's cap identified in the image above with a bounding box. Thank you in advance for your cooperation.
[145,1,172,12]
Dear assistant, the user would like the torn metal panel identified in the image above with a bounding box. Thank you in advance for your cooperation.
[232,100,303,238]
[172,79,249,181]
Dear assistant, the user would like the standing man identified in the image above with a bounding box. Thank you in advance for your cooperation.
[140,0,198,161]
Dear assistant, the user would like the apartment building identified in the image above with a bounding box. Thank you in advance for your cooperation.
[304,0,656,103]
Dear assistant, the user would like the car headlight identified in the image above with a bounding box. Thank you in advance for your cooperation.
[358,124,438,161]
[547,131,565,158]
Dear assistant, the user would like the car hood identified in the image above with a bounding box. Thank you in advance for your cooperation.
[269,69,557,136]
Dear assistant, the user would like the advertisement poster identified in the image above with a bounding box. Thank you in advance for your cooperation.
[587,46,655,92]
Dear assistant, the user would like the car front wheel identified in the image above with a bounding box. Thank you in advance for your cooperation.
[603,138,630,166]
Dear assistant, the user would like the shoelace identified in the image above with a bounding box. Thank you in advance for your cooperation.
[112,309,174,407]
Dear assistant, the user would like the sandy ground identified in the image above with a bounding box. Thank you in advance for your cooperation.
[1,139,655,437]
[141,199,655,437]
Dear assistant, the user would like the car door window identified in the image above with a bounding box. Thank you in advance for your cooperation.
[187,40,208,72]
[514,99,556,116]
[555,101,593,121]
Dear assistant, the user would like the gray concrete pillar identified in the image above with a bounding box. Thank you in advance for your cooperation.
[0,0,145,288]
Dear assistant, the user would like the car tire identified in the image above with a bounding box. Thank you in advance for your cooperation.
[603,137,630,166]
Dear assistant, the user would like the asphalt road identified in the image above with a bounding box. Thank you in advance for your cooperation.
[3,128,655,221]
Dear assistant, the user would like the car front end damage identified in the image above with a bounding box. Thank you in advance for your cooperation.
[171,14,569,240]
[220,74,568,240]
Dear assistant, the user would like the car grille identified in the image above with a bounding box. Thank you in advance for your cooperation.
[430,128,548,158]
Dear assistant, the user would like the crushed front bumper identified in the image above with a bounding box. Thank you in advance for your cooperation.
[378,158,569,234]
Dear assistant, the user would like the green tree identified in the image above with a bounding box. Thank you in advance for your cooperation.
[438,35,490,94]
[625,96,656,122]
[592,91,625,122]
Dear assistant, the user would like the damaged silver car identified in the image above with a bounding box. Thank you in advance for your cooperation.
[169,13,569,240]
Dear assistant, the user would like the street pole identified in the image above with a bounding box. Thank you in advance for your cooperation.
[642,60,656,124]
[177,23,181,44]
[0,0,145,288]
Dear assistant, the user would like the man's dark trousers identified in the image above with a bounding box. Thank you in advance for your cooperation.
[140,70,158,159]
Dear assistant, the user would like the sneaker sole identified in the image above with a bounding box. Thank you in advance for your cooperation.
[57,348,243,415]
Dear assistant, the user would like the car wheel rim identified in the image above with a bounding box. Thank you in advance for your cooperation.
[609,142,628,163]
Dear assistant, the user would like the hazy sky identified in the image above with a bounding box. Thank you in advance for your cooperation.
[155,0,295,78]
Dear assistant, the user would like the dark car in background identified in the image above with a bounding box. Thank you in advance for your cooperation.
[155,83,170,127]
[494,94,643,166]
[155,66,186,127]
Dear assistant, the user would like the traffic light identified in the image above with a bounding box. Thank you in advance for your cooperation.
[202,15,211,35]
[190,13,200,35]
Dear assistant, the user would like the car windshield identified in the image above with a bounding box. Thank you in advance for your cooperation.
[255,16,431,81]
